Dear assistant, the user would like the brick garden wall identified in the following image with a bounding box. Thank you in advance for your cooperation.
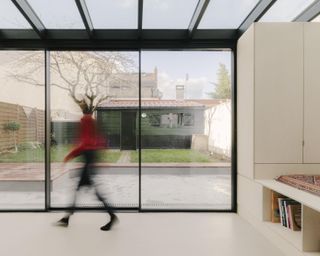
[0,101,44,151]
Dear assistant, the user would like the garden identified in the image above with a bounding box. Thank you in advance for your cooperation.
[0,144,226,164]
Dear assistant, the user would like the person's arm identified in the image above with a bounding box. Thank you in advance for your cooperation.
[63,144,84,163]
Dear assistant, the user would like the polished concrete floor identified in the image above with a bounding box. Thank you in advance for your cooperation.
[0,213,284,256]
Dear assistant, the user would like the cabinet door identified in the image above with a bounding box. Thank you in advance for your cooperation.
[238,25,255,179]
[254,23,303,163]
[303,23,320,163]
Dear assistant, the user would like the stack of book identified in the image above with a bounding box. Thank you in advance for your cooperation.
[271,191,302,231]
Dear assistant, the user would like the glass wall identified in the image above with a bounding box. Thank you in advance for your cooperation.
[0,49,233,211]
[50,51,139,209]
[140,51,232,210]
[0,51,45,209]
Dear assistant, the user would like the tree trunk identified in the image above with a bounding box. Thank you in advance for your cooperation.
[13,131,18,153]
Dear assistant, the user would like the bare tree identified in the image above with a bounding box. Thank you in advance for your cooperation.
[3,121,20,153]
[10,51,136,114]
[205,106,218,141]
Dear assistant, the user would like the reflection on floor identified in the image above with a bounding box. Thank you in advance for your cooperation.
[0,213,284,256]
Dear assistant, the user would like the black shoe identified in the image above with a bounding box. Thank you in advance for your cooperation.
[55,217,69,227]
[100,214,119,231]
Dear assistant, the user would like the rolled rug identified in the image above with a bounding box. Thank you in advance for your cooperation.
[276,175,320,197]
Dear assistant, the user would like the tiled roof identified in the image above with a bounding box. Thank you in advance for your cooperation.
[186,99,227,108]
[99,99,205,109]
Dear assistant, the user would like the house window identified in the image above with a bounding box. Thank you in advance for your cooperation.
[148,113,161,127]
[178,113,194,126]
[161,113,178,128]
[149,113,194,127]
[182,113,194,126]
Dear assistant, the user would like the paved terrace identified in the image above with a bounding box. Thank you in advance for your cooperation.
[0,162,231,181]
[0,162,231,210]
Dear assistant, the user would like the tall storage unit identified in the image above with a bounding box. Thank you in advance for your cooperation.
[238,23,320,256]
[303,24,320,164]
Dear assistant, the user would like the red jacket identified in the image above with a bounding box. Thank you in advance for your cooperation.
[64,114,106,162]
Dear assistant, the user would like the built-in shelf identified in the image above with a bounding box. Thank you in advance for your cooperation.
[257,179,320,213]
[256,179,320,255]
[263,221,302,251]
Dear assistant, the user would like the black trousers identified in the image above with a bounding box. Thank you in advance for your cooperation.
[67,150,114,217]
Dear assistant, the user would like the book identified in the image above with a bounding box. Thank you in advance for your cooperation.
[278,198,287,227]
[287,205,292,229]
[288,204,302,231]
[271,191,283,223]
[283,199,299,229]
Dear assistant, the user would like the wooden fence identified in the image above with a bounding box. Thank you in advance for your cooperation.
[0,101,44,151]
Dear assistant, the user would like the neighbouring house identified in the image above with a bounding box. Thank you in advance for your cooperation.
[108,68,162,99]
[50,69,161,145]
[96,99,206,150]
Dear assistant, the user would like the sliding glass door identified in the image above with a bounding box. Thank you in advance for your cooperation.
[50,51,139,209]
[140,51,232,210]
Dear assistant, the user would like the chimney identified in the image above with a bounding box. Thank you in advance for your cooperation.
[154,66,158,81]
[176,85,184,100]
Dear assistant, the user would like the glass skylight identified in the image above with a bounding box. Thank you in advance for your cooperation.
[1,0,319,32]
[27,0,84,29]
[0,0,31,29]
[143,0,199,29]
[85,0,138,29]
[259,0,316,22]
[199,0,260,29]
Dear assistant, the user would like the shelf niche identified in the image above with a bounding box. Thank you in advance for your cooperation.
[263,187,320,254]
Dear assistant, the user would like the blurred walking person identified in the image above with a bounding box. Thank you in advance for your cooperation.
[56,108,118,231]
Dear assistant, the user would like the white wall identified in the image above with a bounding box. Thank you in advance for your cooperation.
[204,100,231,158]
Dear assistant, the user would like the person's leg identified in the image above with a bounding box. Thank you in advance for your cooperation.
[56,189,78,226]
[56,154,90,226]
[56,175,85,227]
[94,185,118,231]
[88,150,118,230]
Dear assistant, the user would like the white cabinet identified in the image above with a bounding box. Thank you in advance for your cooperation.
[238,23,320,169]
[254,23,304,164]
[303,24,320,163]
[237,23,320,256]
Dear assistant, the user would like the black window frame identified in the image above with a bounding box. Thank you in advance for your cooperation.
[0,45,237,214]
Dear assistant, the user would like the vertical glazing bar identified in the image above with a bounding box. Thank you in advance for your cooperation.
[231,48,237,213]
[139,50,142,211]
[45,50,51,210]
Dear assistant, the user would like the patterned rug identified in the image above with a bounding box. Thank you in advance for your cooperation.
[276,175,320,197]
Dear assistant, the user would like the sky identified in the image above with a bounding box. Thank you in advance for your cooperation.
[141,51,232,99]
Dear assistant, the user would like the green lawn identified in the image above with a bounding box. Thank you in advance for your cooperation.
[0,147,225,164]
[0,145,121,163]
[131,149,218,163]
